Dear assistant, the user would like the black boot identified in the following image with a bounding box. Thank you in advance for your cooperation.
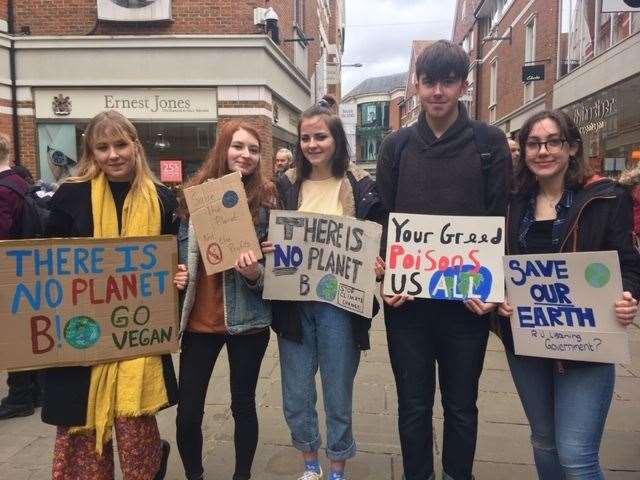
[0,401,35,420]
[154,440,171,480]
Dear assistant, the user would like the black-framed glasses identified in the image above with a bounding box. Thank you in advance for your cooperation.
[525,138,567,154]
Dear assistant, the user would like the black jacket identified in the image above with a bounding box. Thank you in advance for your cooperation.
[499,178,640,355]
[271,165,382,350]
[376,103,511,254]
[41,180,179,427]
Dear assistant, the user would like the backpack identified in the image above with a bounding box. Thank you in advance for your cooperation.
[391,120,495,210]
[0,179,50,239]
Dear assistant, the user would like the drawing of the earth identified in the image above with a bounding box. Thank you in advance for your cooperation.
[110,0,156,8]
[316,274,338,301]
[64,316,102,350]
[585,262,610,288]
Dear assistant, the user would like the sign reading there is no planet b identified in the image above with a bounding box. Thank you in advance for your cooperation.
[263,210,382,317]
[0,236,180,371]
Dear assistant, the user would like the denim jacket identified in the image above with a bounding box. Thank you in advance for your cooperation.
[177,210,271,335]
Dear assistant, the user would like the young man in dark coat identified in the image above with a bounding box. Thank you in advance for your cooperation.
[376,40,512,480]
[0,135,40,420]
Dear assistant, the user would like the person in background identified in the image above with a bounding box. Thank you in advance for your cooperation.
[275,147,293,177]
[42,110,178,480]
[508,137,520,168]
[617,161,640,236]
[173,120,276,480]
[0,135,40,421]
[498,110,640,479]
[264,104,381,480]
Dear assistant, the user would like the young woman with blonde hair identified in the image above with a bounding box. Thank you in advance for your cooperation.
[43,110,178,480]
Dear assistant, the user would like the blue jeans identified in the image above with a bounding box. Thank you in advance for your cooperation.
[506,351,615,480]
[386,299,488,480]
[278,302,361,461]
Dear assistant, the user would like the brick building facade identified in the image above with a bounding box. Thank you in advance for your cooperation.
[452,0,557,138]
[0,0,346,181]
[399,40,434,128]
[452,0,640,175]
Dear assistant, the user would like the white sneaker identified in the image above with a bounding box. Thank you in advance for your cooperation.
[297,466,323,480]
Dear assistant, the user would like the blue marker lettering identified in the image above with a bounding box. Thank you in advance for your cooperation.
[115,245,139,273]
[6,249,33,277]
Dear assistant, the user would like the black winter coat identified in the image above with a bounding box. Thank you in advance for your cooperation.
[499,178,640,357]
[41,180,179,427]
[271,165,382,350]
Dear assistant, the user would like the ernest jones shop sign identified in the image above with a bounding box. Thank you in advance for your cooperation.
[35,88,217,120]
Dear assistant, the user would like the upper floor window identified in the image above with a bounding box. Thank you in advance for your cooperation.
[294,0,305,31]
[490,58,498,107]
[559,0,638,78]
[524,17,536,102]
[462,34,471,52]
[476,0,515,32]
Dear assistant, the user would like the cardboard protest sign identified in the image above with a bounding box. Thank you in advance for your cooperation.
[0,235,180,371]
[504,251,630,364]
[263,210,382,317]
[383,214,505,302]
[183,172,262,275]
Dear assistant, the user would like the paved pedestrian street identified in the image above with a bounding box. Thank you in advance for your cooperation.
[2,319,639,480]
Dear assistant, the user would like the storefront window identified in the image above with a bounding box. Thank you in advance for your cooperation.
[563,74,640,178]
[37,121,216,185]
[37,124,79,185]
[356,101,390,162]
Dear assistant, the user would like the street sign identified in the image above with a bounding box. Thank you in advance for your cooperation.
[522,64,545,82]
[602,0,640,12]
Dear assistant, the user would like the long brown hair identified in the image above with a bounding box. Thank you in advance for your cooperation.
[67,110,158,196]
[514,110,592,196]
[179,120,276,221]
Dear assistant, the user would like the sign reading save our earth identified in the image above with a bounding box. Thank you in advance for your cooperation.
[383,214,505,302]
[504,251,630,364]
[0,236,180,371]
[263,211,382,317]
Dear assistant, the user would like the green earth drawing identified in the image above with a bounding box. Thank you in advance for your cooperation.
[64,316,102,350]
[585,263,611,288]
[316,274,338,301]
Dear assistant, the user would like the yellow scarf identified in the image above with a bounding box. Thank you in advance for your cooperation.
[70,173,168,454]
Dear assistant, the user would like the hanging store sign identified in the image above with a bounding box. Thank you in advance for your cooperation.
[522,64,545,82]
[97,0,172,22]
[35,88,217,121]
[602,0,640,12]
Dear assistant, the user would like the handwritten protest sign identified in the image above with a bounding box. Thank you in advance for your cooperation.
[183,172,261,275]
[383,214,505,302]
[263,210,382,317]
[0,235,179,371]
[504,251,630,364]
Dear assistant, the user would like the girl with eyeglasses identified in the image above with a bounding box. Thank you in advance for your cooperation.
[497,110,640,479]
